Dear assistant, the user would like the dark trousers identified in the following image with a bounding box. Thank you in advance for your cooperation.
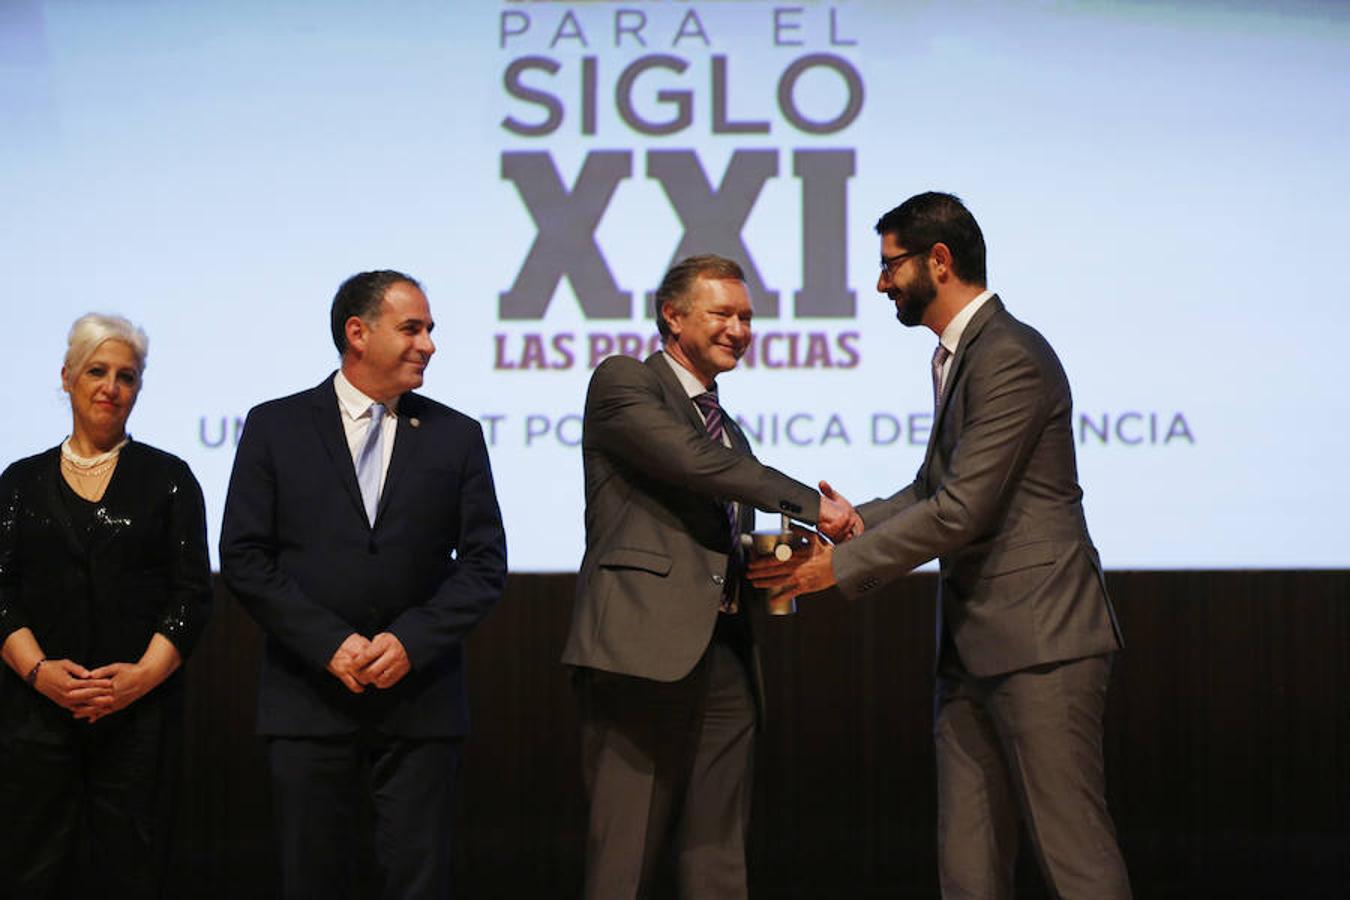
[576,625,757,900]
[934,652,1132,900]
[0,697,178,900]
[267,731,462,900]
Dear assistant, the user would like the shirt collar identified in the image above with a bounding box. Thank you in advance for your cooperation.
[334,369,399,421]
[661,350,715,400]
[939,289,995,356]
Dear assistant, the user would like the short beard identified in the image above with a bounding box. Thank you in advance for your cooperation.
[893,267,936,327]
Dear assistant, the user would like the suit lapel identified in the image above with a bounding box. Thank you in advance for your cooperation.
[644,352,744,521]
[645,352,708,434]
[375,393,420,526]
[921,295,1004,477]
[309,378,369,527]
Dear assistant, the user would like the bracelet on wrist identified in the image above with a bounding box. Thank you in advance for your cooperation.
[25,658,47,687]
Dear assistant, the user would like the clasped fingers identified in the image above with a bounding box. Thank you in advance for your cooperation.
[356,633,411,689]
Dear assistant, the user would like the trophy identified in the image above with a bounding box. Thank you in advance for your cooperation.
[741,514,809,615]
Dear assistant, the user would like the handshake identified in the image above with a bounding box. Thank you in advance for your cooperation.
[746,480,861,601]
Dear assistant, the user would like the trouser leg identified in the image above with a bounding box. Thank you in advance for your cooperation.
[84,700,177,899]
[267,735,362,900]
[675,640,755,900]
[986,654,1132,900]
[577,662,702,900]
[0,729,80,900]
[369,735,461,900]
[934,672,1020,900]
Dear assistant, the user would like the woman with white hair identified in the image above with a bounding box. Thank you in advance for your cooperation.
[0,313,211,898]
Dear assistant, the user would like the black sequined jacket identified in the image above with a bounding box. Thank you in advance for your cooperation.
[0,441,211,722]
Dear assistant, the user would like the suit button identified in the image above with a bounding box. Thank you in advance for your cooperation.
[712,574,725,585]
[368,538,378,554]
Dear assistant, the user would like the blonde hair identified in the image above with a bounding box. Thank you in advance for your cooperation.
[64,313,149,379]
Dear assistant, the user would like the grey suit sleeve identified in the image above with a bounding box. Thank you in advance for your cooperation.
[856,479,921,530]
[834,340,1051,596]
[587,357,820,521]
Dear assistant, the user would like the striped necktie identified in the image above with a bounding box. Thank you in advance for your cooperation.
[693,391,740,613]
[932,344,952,412]
[693,391,726,444]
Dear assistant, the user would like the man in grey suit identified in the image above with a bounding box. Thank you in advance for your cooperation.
[751,193,1132,899]
[564,254,850,900]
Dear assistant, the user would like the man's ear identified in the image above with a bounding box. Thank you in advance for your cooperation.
[661,302,680,338]
[345,316,367,355]
[929,242,953,281]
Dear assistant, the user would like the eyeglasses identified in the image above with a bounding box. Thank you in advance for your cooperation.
[879,248,928,277]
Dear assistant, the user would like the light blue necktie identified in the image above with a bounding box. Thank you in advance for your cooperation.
[355,402,386,525]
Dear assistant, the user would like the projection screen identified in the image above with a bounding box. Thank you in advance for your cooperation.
[2,0,1348,570]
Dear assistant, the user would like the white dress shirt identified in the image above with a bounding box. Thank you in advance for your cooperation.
[333,369,398,497]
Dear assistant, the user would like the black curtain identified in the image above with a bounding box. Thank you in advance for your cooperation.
[170,570,1349,898]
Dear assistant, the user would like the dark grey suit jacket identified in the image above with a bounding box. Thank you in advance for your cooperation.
[834,297,1122,677]
[563,353,820,684]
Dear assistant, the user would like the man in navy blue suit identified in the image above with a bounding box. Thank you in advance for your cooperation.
[221,270,507,899]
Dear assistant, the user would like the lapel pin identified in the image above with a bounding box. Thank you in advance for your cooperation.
[410,417,421,429]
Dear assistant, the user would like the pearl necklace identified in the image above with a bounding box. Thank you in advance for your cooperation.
[60,436,129,478]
